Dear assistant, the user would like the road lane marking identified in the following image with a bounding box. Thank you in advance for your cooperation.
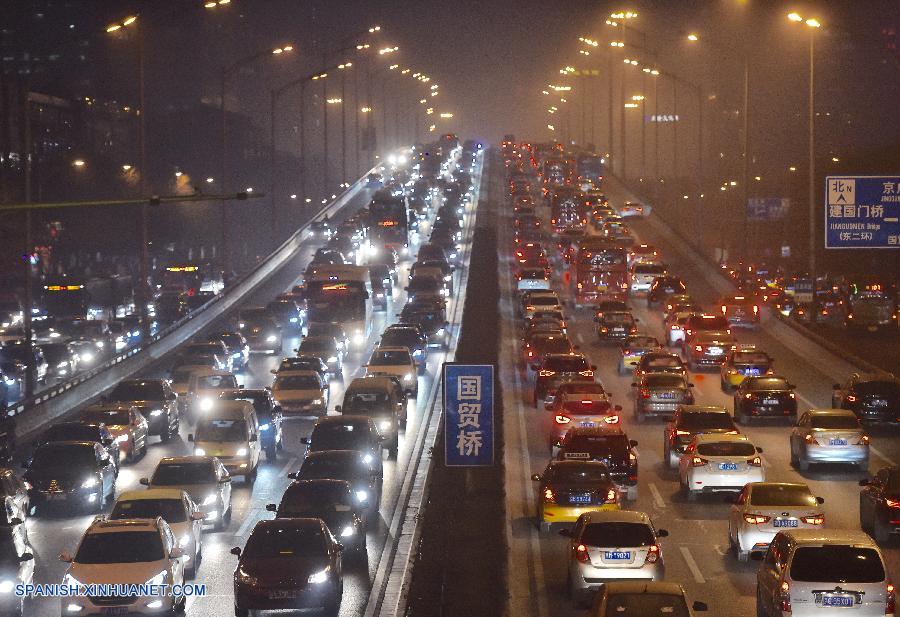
[679,546,707,584]
[236,507,258,537]
[871,446,897,467]
[576,332,585,344]
[278,456,298,478]
[714,544,728,556]
[648,482,667,509]
[794,391,818,409]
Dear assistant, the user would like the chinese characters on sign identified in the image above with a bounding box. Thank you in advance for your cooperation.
[646,114,680,123]
[747,198,790,221]
[444,364,494,466]
[825,176,900,249]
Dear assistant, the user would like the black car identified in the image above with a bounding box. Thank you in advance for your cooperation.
[219,388,283,460]
[267,297,305,332]
[595,310,638,343]
[553,426,639,501]
[337,377,405,457]
[290,450,381,520]
[24,441,116,514]
[301,416,385,478]
[399,302,449,349]
[532,354,596,407]
[308,219,333,240]
[34,421,120,471]
[267,479,366,557]
[833,372,900,424]
[647,276,687,307]
[380,325,428,374]
[105,378,180,441]
[39,342,79,381]
[860,465,900,542]
[209,331,250,371]
[734,375,797,424]
[311,248,347,266]
[368,265,394,310]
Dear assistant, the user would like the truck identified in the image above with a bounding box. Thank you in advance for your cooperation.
[367,190,410,255]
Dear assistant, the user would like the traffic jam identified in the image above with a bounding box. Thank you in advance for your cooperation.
[0,136,482,617]
[501,140,900,615]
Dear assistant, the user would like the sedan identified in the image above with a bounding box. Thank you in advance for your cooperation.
[523,333,574,372]
[663,405,738,469]
[734,375,797,425]
[859,465,900,542]
[618,335,661,376]
[291,451,381,521]
[296,336,343,376]
[531,460,619,532]
[720,345,773,392]
[590,582,708,616]
[595,311,637,344]
[272,370,329,417]
[726,482,824,562]
[80,403,149,463]
[790,408,870,471]
[685,331,736,372]
[679,434,763,501]
[141,456,233,531]
[632,373,694,423]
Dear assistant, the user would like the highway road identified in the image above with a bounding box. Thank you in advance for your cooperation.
[502,173,900,616]
[21,153,484,617]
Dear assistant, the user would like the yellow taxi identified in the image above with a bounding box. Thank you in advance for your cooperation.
[720,344,773,391]
[531,460,619,532]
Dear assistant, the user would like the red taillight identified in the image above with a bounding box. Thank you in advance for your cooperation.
[748,456,762,467]
[574,543,590,563]
[579,370,594,377]
[743,513,771,524]
[859,435,871,446]
[779,581,791,612]
[675,429,691,436]
[623,349,631,355]
[645,544,660,564]
[846,394,858,402]
[694,345,703,352]
[691,456,708,467]
[604,415,620,424]
[801,515,825,525]
[753,305,759,314]
[543,488,555,503]
[886,583,895,615]
[605,489,618,503]
[885,498,900,508]
[538,370,556,377]
[670,325,678,330]
[640,388,651,399]
[804,434,819,445]
[555,415,571,425]
[721,305,727,314]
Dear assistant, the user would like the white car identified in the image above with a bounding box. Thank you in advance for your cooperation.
[141,456,233,531]
[727,482,824,563]
[110,489,206,578]
[60,516,186,616]
[521,291,563,319]
[188,368,239,416]
[678,434,764,501]
[620,201,648,218]
[365,346,418,397]
[630,263,667,294]
[271,369,329,416]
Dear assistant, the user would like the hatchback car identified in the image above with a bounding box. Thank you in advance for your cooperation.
[632,372,694,423]
[679,434,763,501]
[790,409,869,471]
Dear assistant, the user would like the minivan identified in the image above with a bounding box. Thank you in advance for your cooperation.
[189,400,260,483]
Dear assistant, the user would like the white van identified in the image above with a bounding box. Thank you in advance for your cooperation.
[189,400,260,483]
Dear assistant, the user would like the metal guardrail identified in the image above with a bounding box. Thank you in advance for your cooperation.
[8,166,379,438]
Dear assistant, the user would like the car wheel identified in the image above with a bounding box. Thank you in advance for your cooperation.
[266,445,277,462]
[789,444,799,468]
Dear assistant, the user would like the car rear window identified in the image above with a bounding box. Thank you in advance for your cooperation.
[582,522,655,547]
[856,381,900,397]
[734,352,770,365]
[635,264,666,275]
[749,485,817,508]
[562,400,611,414]
[645,374,685,388]
[790,546,885,583]
[544,356,589,372]
[747,377,790,391]
[810,415,860,430]
[679,412,734,430]
[696,442,756,457]
[603,594,689,617]
[692,316,729,330]
[644,356,683,369]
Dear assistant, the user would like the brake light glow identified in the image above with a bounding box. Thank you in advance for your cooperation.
[605,489,617,503]
[846,394,857,402]
[579,370,594,377]
[575,543,590,563]
[721,305,727,314]
[695,345,703,352]
[753,305,759,314]
[640,388,651,399]
[886,583,895,614]
[675,429,691,436]
[645,544,660,564]
[859,435,870,446]
[800,515,825,525]
[885,498,900,508]
[691,456,708,467]
[538,370,556,377]
[744,514,771,524]
[779,582,791,612]
[543,488,555,503]
[748,456,762,467]
[604,415,620,424]
[555,415,571,425]
[804,434,819,445]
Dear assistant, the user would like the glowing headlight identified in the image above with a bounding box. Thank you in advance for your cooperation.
[0,580,15,593]
[80,352,94,363]
[311,398,323,405]
[81,477,98,489]
[436,328,446,335]
[150,409,163,417]
[57,361,69,369]
[289,317,298,323]
[403,373,413,382]
[238,322,245,329]
[308,567,330,584]
[236,447,248,457]
[95,341,104,349]
[65,603,83,613]
[355,490,369,502]
[179,534,191,548]
[353,333,365,345]
[443,275,451,282]
[144,570,167,587]
[199,398,213,412]
[328,356,338,363]
[379,420,392,432]
[194,448,206,456]
[114,434,129,444]
[266,335,277,343]
[363,454,373,464]
[340,526,355,537]
[201,494,217,506]
[259,423,271,431]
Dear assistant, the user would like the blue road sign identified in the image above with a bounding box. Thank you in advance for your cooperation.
[747,197,790,221]
[444,364,494,467]
[826,176,900,249]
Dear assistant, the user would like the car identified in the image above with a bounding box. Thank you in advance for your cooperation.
[219,388,284,461]
[104,378,179,442]
[266,479,366,557]
[0,519,34,617]
[0,343,46,385]
[80,403,150,463]
[681,313,731,350]
[307,322,350,353]
[789,409,870,471]
[341,372,407,431]
[141,456,233,531]
[238,311,282,353]
[832,372,900,424]
[755,530,892,617]
[24,441,116,515]
[110,489,205,577]
[189,400,261,482]
[308,218,334,239]
[39,342,80,381]
[720,345,773,391]
[543,381,610,411]
[59,516,187,615]
[663,311,696,347]
[663,405,738,469]
[231,518,343,617]
[267,297,305,332]
[34,421,121,471]
[685,330,736,372]
[678,434,763,501]
[531,460,619,532]
[595,310,637,343]
[369,264,394,310]
[272,369,329,417]
[727,482,824,562]
[589,581,708,616]
[290,450,381,520]
[630,262,667,294]
[186,367,240,418]
[632,372,695,423]
[532,354,596,407]
[311,247,348,266]
[380,325,427,374]
[552,425,639,501]
[548,389,621,446]
[720,295,760,329]
[619,200,646,218]
[297,336,343,376]
[523,332,574,372]
[406,274,445,302]
[618,335,661,376]
[398,302,450,349]
[630,351,686,379]
[301,416,386,480]
[859,465,900,542]
[364,346,418,397]
[734,375,798,425]
[560,510,668,607]
[647,276,687,307]
[182,340,233,372]
[276,355,330,381]
[516,267,550,292]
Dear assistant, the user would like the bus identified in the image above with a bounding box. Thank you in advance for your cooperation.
[573,237,628,307]
[368,190,410,255]
[42,276,133,321]
[160,264,224,295]
[550,187,587,234]
[844,279,897,331]
[304,265,374,349]
[576,154,605,188]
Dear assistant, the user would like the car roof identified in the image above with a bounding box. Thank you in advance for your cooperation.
[778,529,877,547]
[276,369,320,377]
[314,415,372,427]
[581,510,651,525]
[372,346,410,353]
[565,425,625,437]
[189,367,232,377]
[157,455,215,465]
[87,518,161,534]
[117,489,188,502]
[346,375,395,390]
[251,518,323,532]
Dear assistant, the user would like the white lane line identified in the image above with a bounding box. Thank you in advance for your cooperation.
[871,446,897,467]
[278,456,298,478]
[679,546,707,584]
[236,507,258,537]
[576,332,585,344]
[714,544,728,557]
[794,391,818,410]
[648,482,667,510]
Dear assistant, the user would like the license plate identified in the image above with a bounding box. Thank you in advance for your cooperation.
[101,609,129,617]
[657,392,676,399]
[829,438,848,446]
[569,493,592,504]
[872,400,888,407]
[773,519,798,528]
[763,398,779,405]
[604,551,631,560]
[707,347,723,355]
[718,463,738,471]
[564,452,591,459]
[268,590,298,600]
[612,327,625,332]
[579,422,596,427]
[821,596,854,607]
[743,368,761,376]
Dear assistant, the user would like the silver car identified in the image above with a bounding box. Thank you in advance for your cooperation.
[633,372,695,423]
[790,408,870,471]
[141,456,233,531]
[561,510,668,608]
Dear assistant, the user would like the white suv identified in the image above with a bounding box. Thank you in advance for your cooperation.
[60,517,186,615]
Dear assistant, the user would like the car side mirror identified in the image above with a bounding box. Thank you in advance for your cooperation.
[59,551,73,563]
[230,547,241,557]
[693,601,709,612]
[187,434,194,442]
[816,496,825,505]
[139,477,150,486]
[266,504,277,512]
[191,512,205,521]
[859,479,870,487]
[756,447,764,454]
[531,474,541,482]
[656,529,669,538]
[19,553,33,562]
[558,528,572,537]
[629,440,638,448]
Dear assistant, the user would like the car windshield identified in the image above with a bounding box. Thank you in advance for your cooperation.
[42,425,99,443]
[152,463,216,485]
[558,383,606,396]
[696,442,756,457]
[644,356,683,369]
[109,381,163,401]
[679,412,733,430]
[734,352,770,365]
[82,409,131,426]
[810,415,860,430]
[195,419,247,442]
[601,312,633,325]
[547,464,609,484]
[544,357,589,372]
[645,374,685,388]
[582,522,655,547]
[75,531,164,564]
[370,349,410,365]
[790,546,885,583]
[276,374,321,390]
[197,374,237,389]
[529,296,559,306]
[748,377,790,391]
[299,456,363,481]
[857,380,900,397]
[299,339,331,353]
[343,390,391,410]
[749,485,817,507]
[381,332,417,347]
[31,444,95,469]
[603,594,689,617]
[243,525,326,558]
[111,499,187,523]
[535,338,571,353]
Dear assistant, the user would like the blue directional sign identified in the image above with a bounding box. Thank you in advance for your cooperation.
[444,364,494,467]
[825,176,900,249]
[747,198,790,221]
